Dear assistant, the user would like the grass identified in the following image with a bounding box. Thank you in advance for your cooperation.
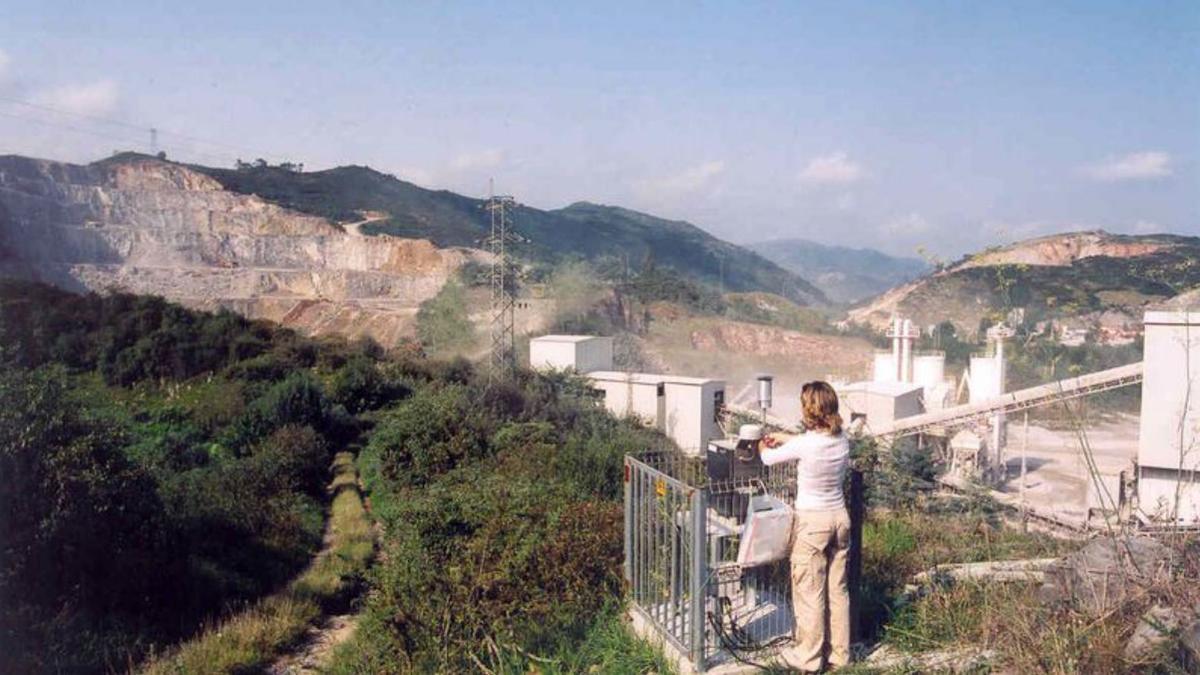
[139,452,374,674]
[327,607,675,675]
[856,502,1200,674]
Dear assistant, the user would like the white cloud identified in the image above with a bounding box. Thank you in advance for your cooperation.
[635,160,726,198]
[32,79,120,116]
[880,212,932,237]
[797,152,864,185]
[449,148,506,172]
[1084,151,1172,182]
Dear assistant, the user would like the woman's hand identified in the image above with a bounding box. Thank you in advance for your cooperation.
[761,433,789,449]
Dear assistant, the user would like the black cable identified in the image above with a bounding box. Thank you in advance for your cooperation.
[706,593,793,671]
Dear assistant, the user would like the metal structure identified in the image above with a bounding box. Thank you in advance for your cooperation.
[624,451,864,671]
[874,361,1144,439]
[485,190,518,380]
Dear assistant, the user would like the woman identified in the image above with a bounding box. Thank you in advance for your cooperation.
[761,381,851,672]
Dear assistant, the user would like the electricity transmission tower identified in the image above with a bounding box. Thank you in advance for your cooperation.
[486,189,518,381]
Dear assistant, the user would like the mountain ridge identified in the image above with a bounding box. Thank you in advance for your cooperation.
[747,237,928,303]
[193,159,828,305]
[847,229,1200,335]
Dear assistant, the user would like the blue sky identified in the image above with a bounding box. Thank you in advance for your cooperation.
[1,1,1196,257]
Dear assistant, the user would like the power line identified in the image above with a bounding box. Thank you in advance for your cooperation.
[0,94,295,165]
[0,108,239,167]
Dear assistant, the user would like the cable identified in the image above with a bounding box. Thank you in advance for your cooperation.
[0,95,295,165]
[0,109,237,166]
[706,594,793,671]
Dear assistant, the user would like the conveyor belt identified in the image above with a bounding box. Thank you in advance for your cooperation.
[873,362,1144,439]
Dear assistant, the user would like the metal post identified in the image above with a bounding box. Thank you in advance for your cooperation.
[689,487,707,669]
[624,459,633,584]
[1020,411,1029,526]
[847,469,865,643]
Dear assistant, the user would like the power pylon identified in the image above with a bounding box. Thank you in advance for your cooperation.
[486,189,518,381]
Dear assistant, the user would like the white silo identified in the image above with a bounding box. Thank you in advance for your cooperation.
[873,351,898,383]
[912,353,946,391]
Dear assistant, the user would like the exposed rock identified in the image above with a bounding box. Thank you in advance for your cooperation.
[1040,536,1177,616]
[865,643,997,672]
[1181,618,1200,673]
[957,231,1168,270]
[0,154,481,345]
[912,557,1058,585]
[1123,604,1182,663]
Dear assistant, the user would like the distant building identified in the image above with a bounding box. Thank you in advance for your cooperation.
[529,335,613,373]
[1137,311,1200,524]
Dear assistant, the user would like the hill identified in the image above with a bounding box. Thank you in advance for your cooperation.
[195,162,827,305]
[747,238,928,303]
[0,153,477,345]
[848,230,1200,335]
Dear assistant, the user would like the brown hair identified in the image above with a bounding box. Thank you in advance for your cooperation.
[801,381,843,436]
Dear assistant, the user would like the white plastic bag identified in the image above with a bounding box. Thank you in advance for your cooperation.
[736,493,794,567]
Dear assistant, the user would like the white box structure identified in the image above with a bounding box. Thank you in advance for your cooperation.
[1138,311,1200,523]
[661,376,725,456]
[588,371,665,429]
[587,371,725,456]
[529,335,613,373]
[838,381,924,431]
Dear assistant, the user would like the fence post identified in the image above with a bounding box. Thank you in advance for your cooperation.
[623,458,632,584]
[689,487,707,670]
[848,469,865,644]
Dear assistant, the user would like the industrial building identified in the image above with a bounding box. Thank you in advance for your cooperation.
[1137,310,1200,523]
[840,317,957,431]
[528,335,614,373]
[529,335,725,457]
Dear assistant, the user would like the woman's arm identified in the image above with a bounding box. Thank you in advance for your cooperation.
[761,434,807,466]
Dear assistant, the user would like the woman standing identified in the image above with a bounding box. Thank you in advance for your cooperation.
[761,381,851,672]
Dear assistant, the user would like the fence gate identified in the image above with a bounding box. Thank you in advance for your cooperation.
[624,454,706,664]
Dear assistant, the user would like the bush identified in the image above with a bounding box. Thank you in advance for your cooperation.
[0,367,175,672]
[361,384,486,488]
[416,280,475,353]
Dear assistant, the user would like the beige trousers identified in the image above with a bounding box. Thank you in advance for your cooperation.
[788,507,851,671]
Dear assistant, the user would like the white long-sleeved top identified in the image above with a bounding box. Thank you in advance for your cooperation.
[761,431,850,511]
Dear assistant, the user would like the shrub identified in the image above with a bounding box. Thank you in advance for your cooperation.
[416,280,475,353]
[362,383,486,488]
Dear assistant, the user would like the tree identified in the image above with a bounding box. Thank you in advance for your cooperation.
[416,280,474,354]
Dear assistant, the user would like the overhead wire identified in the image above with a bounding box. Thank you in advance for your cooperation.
[0,94,296,167]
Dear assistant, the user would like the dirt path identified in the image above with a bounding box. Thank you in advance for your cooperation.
[267,465,378,674]
[267,613,359,675]
[341,211,389,237]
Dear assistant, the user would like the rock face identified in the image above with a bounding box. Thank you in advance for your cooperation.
[847,230,1200,336]
[0,155,477,345]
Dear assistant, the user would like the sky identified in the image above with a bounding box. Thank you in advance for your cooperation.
[1,1,1196,258]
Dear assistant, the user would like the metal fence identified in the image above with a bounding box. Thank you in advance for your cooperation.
[626,451,859,671]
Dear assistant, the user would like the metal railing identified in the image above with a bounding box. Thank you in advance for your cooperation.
[624,451,862,671]
[624,453,706,663]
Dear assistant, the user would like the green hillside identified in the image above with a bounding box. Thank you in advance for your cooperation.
[193,162,827,305]
[748,237,929,303]
[849,231,1200,335]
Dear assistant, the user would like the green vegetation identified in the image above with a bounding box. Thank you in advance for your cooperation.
[329,368,673,672]
[415,279,477,355]
[1,280,670,672]
[189,159,826,305]
[877,236,1200,337]
[0,281,396,672]
[723,291,833,334]
[141,452,374,674]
